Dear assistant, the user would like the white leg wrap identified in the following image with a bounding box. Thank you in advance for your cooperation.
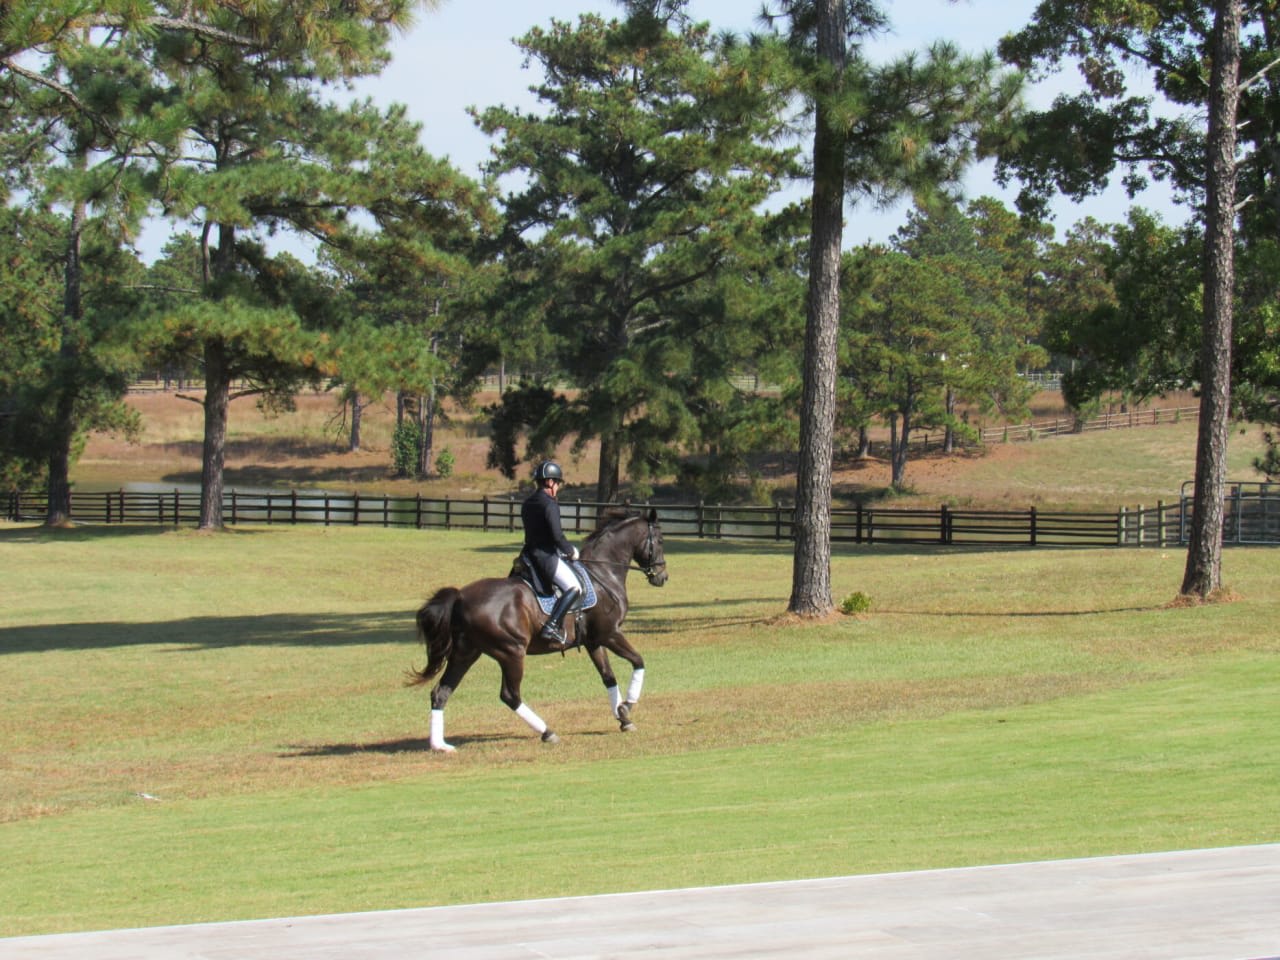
[429,709,455,753]
[626,668,645,704]
[515,702,548,735]
[607,685,622,717]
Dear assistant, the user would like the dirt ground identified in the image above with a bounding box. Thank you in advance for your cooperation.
[73,386,1192,507]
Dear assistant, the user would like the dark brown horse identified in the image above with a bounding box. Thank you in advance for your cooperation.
[408,507,667,752]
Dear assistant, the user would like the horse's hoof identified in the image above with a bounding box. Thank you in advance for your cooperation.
[616,701,631,723]
[619,719,637,733]
[430,742,457,754]
[541,730,560,744]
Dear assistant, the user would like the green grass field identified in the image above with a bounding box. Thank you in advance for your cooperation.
[2,521,1277,937]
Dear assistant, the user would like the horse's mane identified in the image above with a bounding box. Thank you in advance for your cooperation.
[584,507,641,544]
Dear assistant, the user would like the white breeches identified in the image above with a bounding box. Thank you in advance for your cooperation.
[551,556,578,594]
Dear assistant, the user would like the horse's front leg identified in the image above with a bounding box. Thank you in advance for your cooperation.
[587,634,645,732]
[494,648,560,745]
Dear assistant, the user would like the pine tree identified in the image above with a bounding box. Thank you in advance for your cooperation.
[139,2,453,528]
[475,1,803,502]
[999,0,1249,598]
[763,0,1022,616]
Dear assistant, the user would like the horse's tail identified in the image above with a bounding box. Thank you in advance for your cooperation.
[406,587,460,687]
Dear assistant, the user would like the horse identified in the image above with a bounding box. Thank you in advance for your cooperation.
[407,507,668,752]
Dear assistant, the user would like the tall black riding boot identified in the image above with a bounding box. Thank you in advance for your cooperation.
[539,587,581,649]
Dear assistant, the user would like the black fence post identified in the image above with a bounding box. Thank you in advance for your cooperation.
[1030,507,1037,547]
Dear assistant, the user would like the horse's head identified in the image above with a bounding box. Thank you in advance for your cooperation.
[636,508,668,587]
[585,506,668,586]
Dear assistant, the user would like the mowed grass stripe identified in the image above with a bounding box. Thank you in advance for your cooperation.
[4,655,1276,934]
[1,523,1277,934]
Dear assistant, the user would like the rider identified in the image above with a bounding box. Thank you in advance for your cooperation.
[521,460,581,650]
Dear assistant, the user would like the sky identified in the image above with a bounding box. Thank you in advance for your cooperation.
[139,0,1184,260]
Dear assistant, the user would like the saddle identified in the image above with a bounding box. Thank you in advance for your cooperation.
[510,553,598,615]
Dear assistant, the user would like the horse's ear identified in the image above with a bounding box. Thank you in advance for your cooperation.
[647,507,658,523]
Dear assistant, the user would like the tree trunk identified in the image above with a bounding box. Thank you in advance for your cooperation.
[943,386,956,454]
[198,338,231,530]
[891,410,911,489]
[348,390,363,453]
[857,425,871,459]
[597,427,621,503]
[417,332,441,478]
[1181,0,1241,599]
[45,198,86,527]
[418,387,436,478]
[789,0,845,618]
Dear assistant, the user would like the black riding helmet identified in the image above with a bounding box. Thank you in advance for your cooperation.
[533,460,564,484]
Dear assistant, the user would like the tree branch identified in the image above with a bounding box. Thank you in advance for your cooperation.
[1,56,118,136]
[76,14,258,48]
[1242,52,1280,92]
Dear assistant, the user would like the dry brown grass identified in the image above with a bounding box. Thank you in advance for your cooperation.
[75,388,555,497]
[73,386,1265,512]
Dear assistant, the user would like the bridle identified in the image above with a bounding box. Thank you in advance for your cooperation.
[581,519,666,581]
[636,520,666,582]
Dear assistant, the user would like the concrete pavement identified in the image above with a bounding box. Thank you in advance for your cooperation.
[2,844,1277,959]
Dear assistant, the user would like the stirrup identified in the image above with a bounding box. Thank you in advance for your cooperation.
[540,622,567,647]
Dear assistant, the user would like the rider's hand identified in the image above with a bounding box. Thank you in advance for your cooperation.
[571,546,580,561]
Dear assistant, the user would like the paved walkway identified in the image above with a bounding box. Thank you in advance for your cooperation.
[2,845,1277,959]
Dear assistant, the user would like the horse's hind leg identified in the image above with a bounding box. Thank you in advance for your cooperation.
[428,648,481,753]
[495,651,559,745]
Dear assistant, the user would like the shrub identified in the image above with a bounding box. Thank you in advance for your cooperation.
[839,591,872,616]
[392,421,420,478]
[435,448,456,479]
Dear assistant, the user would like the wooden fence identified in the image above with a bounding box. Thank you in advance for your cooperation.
[978,405,1200,444]
[8,486,1278,546]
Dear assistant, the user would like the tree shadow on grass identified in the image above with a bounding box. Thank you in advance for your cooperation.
[0,523,282,543]
[875,604,1169,618]
[0,610,414,655]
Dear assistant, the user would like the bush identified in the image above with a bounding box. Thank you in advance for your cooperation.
[435,448,456,479]
[839,591,872,616]
[392,421,420,478]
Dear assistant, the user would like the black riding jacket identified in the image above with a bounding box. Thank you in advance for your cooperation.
[521,487,574,583]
